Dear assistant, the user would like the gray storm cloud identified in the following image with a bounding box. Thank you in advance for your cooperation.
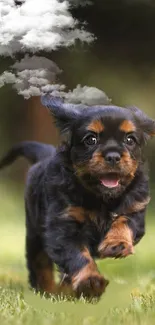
[0,55,65,98]
[0,0,110,105]
[0,55,110,104]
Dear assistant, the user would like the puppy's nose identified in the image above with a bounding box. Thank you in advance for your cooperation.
[105,152,121,166]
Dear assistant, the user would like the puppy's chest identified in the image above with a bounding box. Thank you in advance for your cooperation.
[85,208,109,232]
[68,204,111,242]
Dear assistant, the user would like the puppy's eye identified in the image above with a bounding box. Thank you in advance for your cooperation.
[124,134,136,146]
[84,135,98,146]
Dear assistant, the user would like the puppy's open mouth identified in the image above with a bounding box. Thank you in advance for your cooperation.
[100,173,120,188]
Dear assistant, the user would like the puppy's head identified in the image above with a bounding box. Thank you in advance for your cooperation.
[42,96,155,200]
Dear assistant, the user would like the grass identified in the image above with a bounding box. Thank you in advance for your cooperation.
[0,182,155,324]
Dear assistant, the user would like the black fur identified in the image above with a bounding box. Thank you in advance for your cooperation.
[0,141,56,167]
[1,97,154,299]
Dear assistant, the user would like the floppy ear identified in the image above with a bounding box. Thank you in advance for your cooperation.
[41,95,83,133]
[129,106,155,139]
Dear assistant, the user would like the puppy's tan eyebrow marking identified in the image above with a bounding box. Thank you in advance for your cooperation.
[87,120,104,133]
[119,120,136,133]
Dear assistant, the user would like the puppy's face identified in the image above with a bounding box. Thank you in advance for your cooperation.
[70,109,143,199]
[42,97,155,200]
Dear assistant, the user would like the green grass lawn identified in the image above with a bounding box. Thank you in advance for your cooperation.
[0,182,155,325]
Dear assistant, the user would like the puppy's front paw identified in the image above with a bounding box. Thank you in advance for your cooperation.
[98,216,134,259]
[98,239,134,258]
[72,266,109,299]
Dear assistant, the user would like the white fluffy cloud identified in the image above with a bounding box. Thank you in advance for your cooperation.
[0,0,93,56]
[64,85,110,105]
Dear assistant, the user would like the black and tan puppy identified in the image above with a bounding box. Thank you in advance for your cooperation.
[0,97,154,299]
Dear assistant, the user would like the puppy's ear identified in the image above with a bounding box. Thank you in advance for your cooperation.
[129,106,155,140]
[41,96,83,133]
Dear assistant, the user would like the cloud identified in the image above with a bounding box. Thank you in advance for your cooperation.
[0,1,110,105]
[0,0,93,56]
[64,85,110,105]
[0,55,64,98]
[0,55,110,104]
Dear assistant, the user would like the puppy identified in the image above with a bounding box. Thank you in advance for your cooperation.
[0,97,154,299]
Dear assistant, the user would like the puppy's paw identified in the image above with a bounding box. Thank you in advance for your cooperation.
[98,238,134,258]
[98,216,134,259]
[72,268,109,299]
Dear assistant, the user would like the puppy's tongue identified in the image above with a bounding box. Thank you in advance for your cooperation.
[100,174,119,188]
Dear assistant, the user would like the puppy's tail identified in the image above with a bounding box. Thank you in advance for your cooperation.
[0,141,56,169]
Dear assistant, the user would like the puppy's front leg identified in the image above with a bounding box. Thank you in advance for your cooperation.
[71,246,109,298]
[98,209,146,258]
[98,216,134,258]
[45,215,108,298]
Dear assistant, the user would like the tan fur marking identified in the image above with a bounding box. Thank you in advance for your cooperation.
[90,151,104,164]
[87,120,104,133]
[82,247,94,262]
[72,247,97,290]
[98,216,134,258]
[34,252,56,293]
[120,151,138,180]
[88,151,106,174]
[72,264,99,291]
[71,247,108,297]
[66,206,86,223]
[119,120,136,133]
[74,152,105,179]
[66,206,101,228]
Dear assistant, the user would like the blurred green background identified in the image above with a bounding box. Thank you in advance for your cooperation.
[0,1,155,324]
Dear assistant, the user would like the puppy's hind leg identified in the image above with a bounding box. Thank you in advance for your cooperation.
[26,234,56,295]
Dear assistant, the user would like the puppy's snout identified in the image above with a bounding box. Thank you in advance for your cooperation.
[105,152,121,166]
